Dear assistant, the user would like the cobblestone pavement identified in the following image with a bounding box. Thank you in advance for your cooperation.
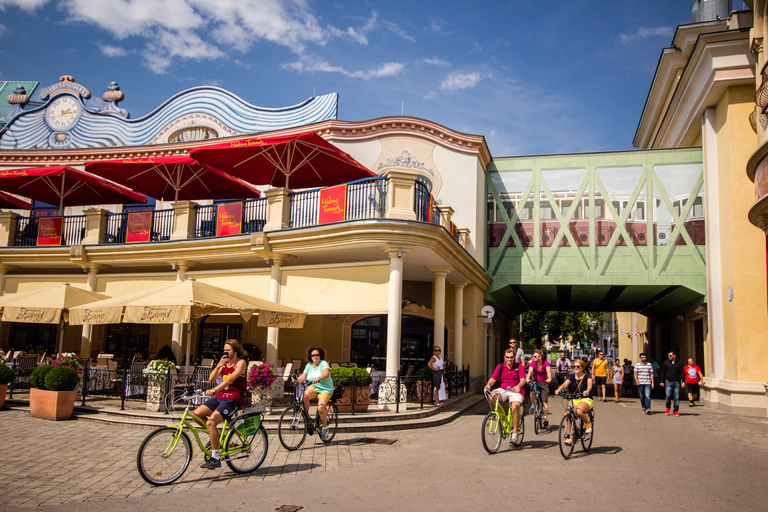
[1,397,767,511]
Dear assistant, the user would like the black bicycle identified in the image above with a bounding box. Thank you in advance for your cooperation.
[530,381,545,434]
[278,381,343,450]
[557,392,595,459]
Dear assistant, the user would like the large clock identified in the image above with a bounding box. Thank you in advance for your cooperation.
[46,95,80,131]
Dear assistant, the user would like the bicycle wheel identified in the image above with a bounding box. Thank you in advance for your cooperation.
[533,400,540,435]
[581,411,594,452]
[225,425,269,474]
[516,413,525,446]
[481,412,502,454]
[537,402,545,433]
[558,416,575,460]
[137,427,192,486]
[321,404,338,444]
[278,405,307,451]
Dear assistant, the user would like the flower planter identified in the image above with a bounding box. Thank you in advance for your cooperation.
[416,380,433,403]
[250,385,274,406]
[0,383,7,410]
[146,376,173,412]
[335,386,371,413]
[29,388,76,421]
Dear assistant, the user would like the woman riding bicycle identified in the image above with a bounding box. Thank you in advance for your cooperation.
[194,339,247,469]
[554,358,593,445]
[526,349,551,427]
[292,346,334,441]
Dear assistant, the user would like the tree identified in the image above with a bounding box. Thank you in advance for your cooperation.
[520,311,604,350]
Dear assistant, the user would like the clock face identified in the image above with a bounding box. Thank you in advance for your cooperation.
[46,96,80,131]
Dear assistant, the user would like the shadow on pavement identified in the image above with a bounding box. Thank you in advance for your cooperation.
[521,439,559,449]
[585,445,622,455]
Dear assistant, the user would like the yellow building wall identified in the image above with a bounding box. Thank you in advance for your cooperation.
[616,312,648,363]
[715,86,768,382]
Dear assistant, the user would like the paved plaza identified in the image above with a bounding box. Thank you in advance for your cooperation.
[1,396,767,511]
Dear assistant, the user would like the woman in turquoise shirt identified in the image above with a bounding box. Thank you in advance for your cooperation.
[293,346,334,440]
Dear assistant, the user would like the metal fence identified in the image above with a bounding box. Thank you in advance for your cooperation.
[14,215,87,247]
[289,189,319,228]
[104,209,175,244]
[193,198,268,238]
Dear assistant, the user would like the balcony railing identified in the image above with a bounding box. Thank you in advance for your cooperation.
[289,176,387,228]
[14,215,87,247]
[193,198,268,238]
[104,209,175,244]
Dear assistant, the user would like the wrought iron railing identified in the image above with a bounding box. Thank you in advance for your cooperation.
[104,209,175,244]
[194,198,269,238]
[13,215,87,247]
[345,177,387,220]
[289,189,319,228]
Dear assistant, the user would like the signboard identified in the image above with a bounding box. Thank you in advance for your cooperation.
[36,217,63,246]
[257,311,306,329]
[318,185,346,224]
[126,211,153,243]
[216,202,243,236]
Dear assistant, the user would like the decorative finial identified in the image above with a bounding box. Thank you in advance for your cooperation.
[102,81,125,104]
[59,75,76,83]
[7,86,30,107]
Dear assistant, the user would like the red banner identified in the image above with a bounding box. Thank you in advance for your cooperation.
[216,202,243,236]
[318,185,347,224]
[126,212,153,243]
[36,217,63,246]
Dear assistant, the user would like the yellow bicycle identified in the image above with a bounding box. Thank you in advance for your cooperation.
[481,388,525,453]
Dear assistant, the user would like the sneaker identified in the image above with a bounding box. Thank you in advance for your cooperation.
[543,420,548,428]
[584,422,592,434]
[673,411,680,417]
[564,436,572,446]
[642,409,647,414]
[665,408,670,416]
[200,458,221,469]
[320,427,329,441]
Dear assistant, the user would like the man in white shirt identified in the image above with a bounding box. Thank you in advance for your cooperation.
[508,338,524,365]
[634,353,655,414]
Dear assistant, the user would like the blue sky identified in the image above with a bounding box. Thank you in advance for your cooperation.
[0,1,749,156]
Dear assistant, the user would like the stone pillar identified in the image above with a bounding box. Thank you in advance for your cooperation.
[266,255,286,365]
[382,169,418,220]
[450,280,467,367]
[264,188,291,232]
[437,204,454,231]
[170,200,197,241]
[458,227,471,250]
[428,266,452,354]
[81,208,108,245]
[0,211,19,246]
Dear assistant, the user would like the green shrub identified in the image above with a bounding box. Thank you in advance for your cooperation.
[30,365,54,390]
[44,367,79,391]
[330,367,372,387]
[415,366,433,379]
[155,344,177,364]
[0,363,14,385]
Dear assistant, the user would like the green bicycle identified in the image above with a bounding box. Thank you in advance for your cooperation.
[137,390,268,485]
[481,388,525,453]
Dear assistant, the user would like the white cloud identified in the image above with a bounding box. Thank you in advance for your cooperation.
[619,26,674,45]
[440,71,484,91]
[383,20,415,43]
[99,44,128,57]
[283,56,404,80]
[420,57,451,67]
[0,0,50,12]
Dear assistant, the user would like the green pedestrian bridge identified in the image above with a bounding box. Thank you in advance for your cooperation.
[485,148,706,319]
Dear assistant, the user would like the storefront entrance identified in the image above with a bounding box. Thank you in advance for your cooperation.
[197,321,243,362]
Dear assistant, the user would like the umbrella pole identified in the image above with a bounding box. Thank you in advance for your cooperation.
[185,321,192,373]
[57,318,65,355]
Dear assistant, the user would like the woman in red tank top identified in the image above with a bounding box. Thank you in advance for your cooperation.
[194,339,248,469]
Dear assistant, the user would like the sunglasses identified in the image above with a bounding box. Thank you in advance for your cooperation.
[434,349,441,352]
[574,365,582,369]
[311,353,321,357]
[505,356,514,360]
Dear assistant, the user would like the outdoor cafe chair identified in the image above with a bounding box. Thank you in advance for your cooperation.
[106,359,123,391]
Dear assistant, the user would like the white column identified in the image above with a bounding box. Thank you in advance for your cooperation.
[80,266,102,358]
[172,264,190,364]
[266,256,285,365]
[450,280,467,367]
[385,250,404,376]
[428,266,452,355]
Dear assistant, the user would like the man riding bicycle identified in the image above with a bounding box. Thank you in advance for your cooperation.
[526,349,551,427]
[484,348,526,444]
[556,352,571,386]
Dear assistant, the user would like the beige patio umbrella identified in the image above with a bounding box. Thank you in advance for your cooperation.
[70,278,306,369]
[0,283,109,353]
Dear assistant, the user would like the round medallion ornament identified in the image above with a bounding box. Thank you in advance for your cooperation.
[45,95,80,131]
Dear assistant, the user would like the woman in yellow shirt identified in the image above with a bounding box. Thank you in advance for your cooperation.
[591,351,609,402]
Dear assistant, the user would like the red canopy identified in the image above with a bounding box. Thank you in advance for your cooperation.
[190,132,376,189]
[0,190,31,210]
[0,165,147,213]
[85,155,261,202]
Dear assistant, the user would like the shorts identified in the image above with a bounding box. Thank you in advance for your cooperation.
[531,382,549,402]
[594,376,607,386]
[493,388,524,404]
[571,398,594,409]
[202,397,239,421]
[685,382,699,395]
[307,385,333,402]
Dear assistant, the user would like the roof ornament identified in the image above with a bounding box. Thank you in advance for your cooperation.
[377,149,434,176]
[102,82,128,117]
[4,85,31,122]
[39,75,91,101]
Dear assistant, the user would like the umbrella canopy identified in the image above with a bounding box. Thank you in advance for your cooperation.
[69,279,306,328]
[0,190,31,210]
[190,131,376,189]
[0,165,147,214]
[84,155,261,202]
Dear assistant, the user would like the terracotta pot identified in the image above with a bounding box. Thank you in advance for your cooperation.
[29,388,76,421]
[416,380,433,403]
[335,386,370,413]
[0,383,6,410]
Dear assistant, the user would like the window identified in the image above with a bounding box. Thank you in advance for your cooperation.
[692,196,704,218]
[585,199,605,219]
[635,201,645,221]
[673,200,682,217]
[105,324,150,360]
[539,202,555,220]
[487,199,495,221]
[561,200,582,219]
[519,201,534,220]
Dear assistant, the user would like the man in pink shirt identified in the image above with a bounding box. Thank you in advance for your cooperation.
[485,348,526,444]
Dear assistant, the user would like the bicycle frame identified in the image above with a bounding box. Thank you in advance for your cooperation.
[485,391,521,435]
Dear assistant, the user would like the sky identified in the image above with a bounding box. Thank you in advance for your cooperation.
[0,0,751,157]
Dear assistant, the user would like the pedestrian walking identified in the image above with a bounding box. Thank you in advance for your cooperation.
[659,351,685,416]
[612,358,624,403]
[634,353,654,414]
[649,356,660,398]
[622,359,634,397]
[591,350,609,402]
[684,358,704,407]
[508,338,524,365]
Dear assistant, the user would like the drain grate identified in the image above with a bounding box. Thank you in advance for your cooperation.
[275,506,303,512]
[357,437,397,445]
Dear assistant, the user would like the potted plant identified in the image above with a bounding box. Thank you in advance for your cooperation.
[143,359,179,412]
[247,362,278,406]
[0,363,14,410]
[53,352,86,397]
[330,367,373,412]
[29,365,79,420]
[415,366,433,403]
[155,344,177,364]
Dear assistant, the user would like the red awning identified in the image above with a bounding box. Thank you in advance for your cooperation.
[0,190,31,210]
[190,132,376,189]
[85,155,261,202]
[0,165,147,213]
